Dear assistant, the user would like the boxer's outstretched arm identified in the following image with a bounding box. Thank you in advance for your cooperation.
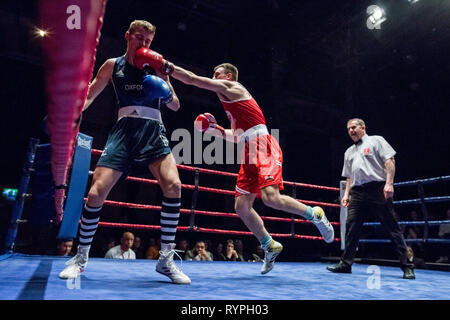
[172,65,238,97]
[83,58,115,111]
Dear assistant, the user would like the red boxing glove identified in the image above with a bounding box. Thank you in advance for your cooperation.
[135,48,174,75]
[194,113,225,136]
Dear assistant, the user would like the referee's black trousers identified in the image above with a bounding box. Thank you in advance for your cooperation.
[342,181,413,269]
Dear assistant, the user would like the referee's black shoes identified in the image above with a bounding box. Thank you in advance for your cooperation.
[327,262,415,279]
[402,267,416,280]
[326,261,352,273]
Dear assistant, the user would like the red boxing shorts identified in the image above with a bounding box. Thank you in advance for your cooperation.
[235,134,284,198]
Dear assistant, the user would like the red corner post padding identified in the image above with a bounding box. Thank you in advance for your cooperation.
[38,0,106,223]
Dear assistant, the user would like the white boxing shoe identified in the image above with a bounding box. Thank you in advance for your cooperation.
[59,246,89,279]
[261,240,283,274]
[156,243,191,285]
[311,206,334,243]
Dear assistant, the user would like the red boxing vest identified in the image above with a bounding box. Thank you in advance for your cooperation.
[220,96,266,132]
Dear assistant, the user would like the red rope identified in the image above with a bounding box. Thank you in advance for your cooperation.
[125,175,337,201]
[176,164,239,178]
[91,148,340,191]
[98,221,161,231]
[97,221,340,242]
[98,199,340,226]
[299,200,340,208]
[88,148,344,242]
[88,173,234,196]
[90,170,338,206]
[283,181,339,191]
[91,149,103,156]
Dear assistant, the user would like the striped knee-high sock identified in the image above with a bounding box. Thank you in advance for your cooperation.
[78,204,102,250]
[160,196,180,248]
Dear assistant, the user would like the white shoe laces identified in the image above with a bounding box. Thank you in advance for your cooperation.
[66,252,88,267]
[160,248,185,273]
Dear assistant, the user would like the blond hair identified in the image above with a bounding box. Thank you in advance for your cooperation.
[127,20,156,34]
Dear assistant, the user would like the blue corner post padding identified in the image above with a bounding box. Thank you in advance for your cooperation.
[57,133,93,240]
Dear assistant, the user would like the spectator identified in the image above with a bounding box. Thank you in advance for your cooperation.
[185,241,213,261]
[406,209,423,238]
[249,245,265,262]
[176,239,190,260]
[225,239,239,261]
[132,236,145,259]
[105,232,136,259]
[407,246,426,269]
[392,211,405,233]
[435,209,450,263]
[55,239,74,256]
[409,209,420,221]
[205,239,213,255]
[192,241,213,261]
[184,244,196,261]
[405,226,424,258]
[100,237,116,257]
[234,239,246,261]
[145,238,161,260]
[438,209,450,239]
[405,227,418,240]
[214,242,227,261]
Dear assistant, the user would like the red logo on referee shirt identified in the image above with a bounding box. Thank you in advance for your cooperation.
[364,148,370,155]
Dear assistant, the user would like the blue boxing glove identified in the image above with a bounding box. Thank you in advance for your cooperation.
[142,74,173,105]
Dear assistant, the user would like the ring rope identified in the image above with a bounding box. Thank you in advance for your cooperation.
[90,148,340,192]
[363,219,450,227]
[89,171,236,196]
[394,175,450,187]
[359,238,450,244]
[84,149,450,247]
[89,172,340,208]
[394,196,450,205]
[98,199,341,226]
[96,221,337,241]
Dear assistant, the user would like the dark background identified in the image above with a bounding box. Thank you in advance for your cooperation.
[0,0,449,261]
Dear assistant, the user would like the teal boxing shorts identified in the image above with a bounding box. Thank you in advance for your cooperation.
[96,116,171,177]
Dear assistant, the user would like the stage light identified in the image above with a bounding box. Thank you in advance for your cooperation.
[34,27,48,38]
[366,5,387,30]
[407,0,420,4]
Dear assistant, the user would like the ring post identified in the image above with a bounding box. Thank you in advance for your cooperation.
[417,182,429,243]
[188,168,200,231]
[290,183,297,237]
[3,138,40,253]
[339,180,347,250]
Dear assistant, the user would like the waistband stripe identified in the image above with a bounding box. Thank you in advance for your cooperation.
[240,124,269,143]
[118,106,162,122]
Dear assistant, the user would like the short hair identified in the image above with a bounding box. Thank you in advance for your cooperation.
[347,118,365,127]
[122,231,134,239]
[57,239,73,245]
[127,20,156,34]
[214,63,239,81]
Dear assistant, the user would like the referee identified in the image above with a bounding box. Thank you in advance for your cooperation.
[327,118,415,279]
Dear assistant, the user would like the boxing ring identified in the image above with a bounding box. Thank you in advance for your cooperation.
[2,0,449,302]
